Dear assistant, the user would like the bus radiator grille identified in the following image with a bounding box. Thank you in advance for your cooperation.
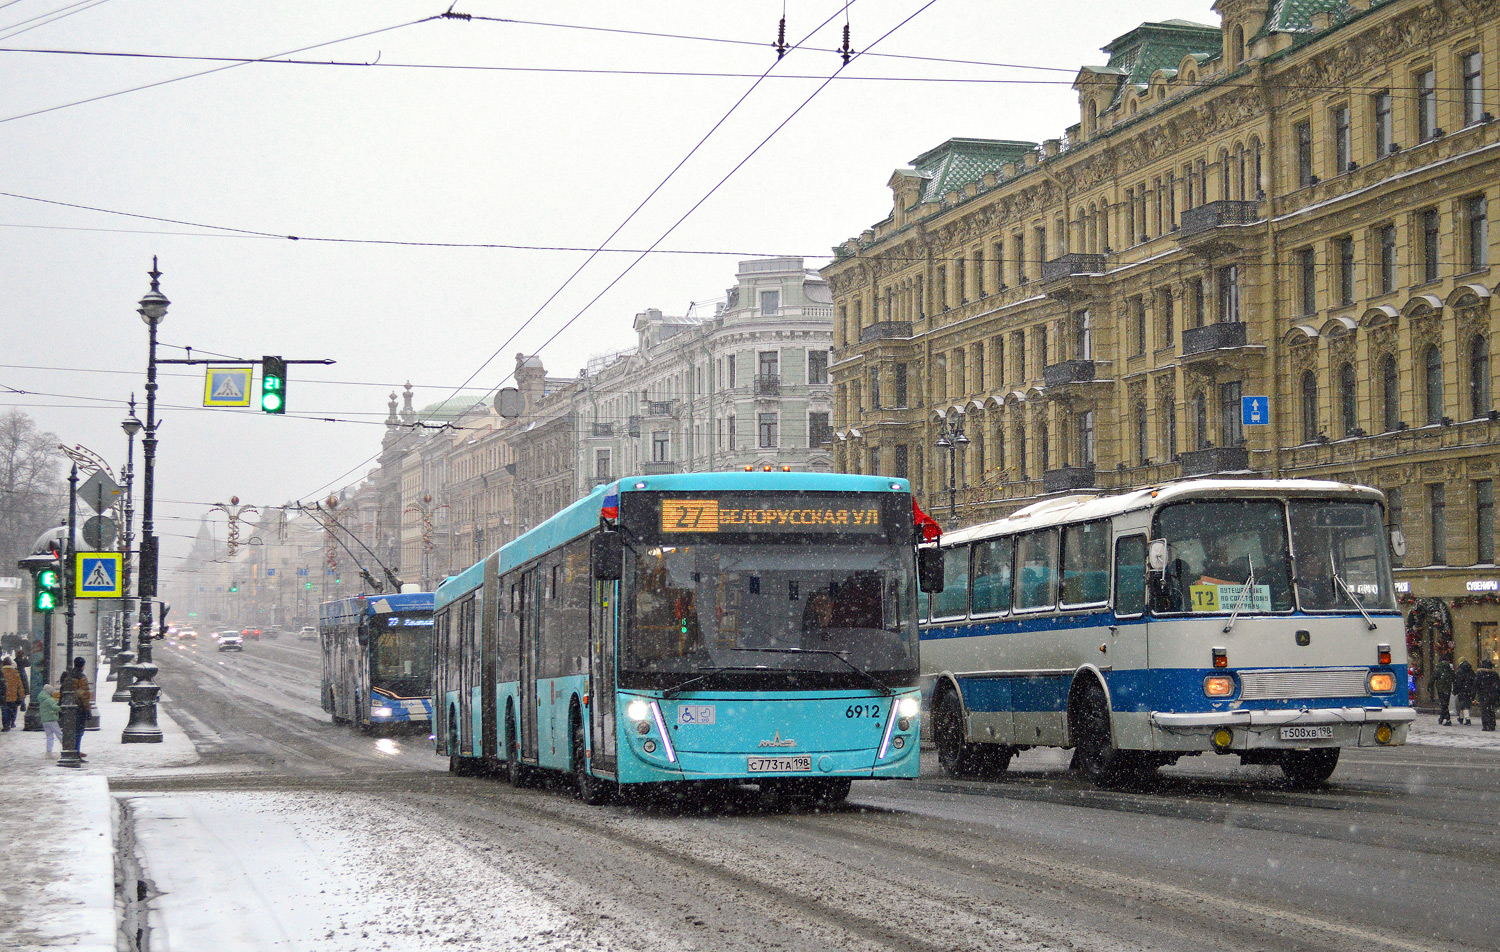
[1237,668,1369,701]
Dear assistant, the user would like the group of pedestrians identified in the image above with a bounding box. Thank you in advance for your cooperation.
[0,655,92,755]
[1433,657,1500,730]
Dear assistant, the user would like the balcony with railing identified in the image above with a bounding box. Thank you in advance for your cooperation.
[1181,321,1252,360]
[754,374,781,397]
[1042,359,1097,389]
[1040,253,1107,284]
[1179,200,1262,239]
[646,401,676,418]
[1177,444,1252,476]
[858,321,913,343]
[642,460,676,475]
[590,421,615,437]
[1042,464,1096,493]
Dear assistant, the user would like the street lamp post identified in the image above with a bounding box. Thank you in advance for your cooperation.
[113,397,142,703]
[933,414,970,525]
[123,259,167,743]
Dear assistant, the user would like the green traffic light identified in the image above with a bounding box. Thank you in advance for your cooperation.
[35,590,55,612]
[38,569,57,589]
[261,356,287,414]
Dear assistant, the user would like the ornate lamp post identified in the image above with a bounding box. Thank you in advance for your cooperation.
[112,398,142,703]
[934,414,970,524]
[123,260,167,743]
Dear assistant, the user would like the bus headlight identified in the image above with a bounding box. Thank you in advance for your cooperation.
[626,699,652,722]
[1367,672,1396,695]
[898,696,920,718]
[1203,675,1236,698]
[372,707,393,718]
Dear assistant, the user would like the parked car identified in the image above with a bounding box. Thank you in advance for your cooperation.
[218,633,243,652]
[298,626,318,641]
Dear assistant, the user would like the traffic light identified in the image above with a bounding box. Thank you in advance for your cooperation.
[229,582,239,593]
[34,567,58,613]
[305,581,312,590]
[260,355,286,414]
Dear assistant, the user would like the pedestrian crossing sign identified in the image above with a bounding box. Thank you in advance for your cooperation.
[203,366,254,407]
[75,551,124,598]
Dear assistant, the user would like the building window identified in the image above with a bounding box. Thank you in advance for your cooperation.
[758,350,779,378]
[758,413,778,448]
[972,343,986,391]
[1216,265,1240,323]
[726,356,737,389]
[1301,371,1320,442]
[954,256,966,303]
[1388,487,1404,567]
[1220,381,1243,447]
[1189,277,1205,328]
[1479,480,1496,564]
[1466,194,1488,271]
[652,431,669,462]
[1333,103,1351,173]
[1463,51,1484,126]
[1373,90,1393,157]
[760,289,780,315]
[1472,335,1492,418]
[1335,235,1355,305]
[1163,400,1177,460]
[1340,362,1357,436]
[1034,225,1047,270]
[1038,422,1049,472]
[1299,247,1317,315]
[993,241,1005,289]
[1015,425,1027,477]
[1296,119,1314,187]
[1134,402,1149,465]
[1193,391,1209,449]
[869,366,881,410]
[1013,234,1026,283]
[1379,223,1397,294]
[894,363,908,408]
[973,250,984,297]
[1382,354,1400,431]
[595,450,611,481]
[893,444,909,479]
[868,446,881,476]
[808,349,829,385]
[809,411,831,447]
[1075,309,1093,360]
[727,414,736,451]
[1128,297,1145,356]
[1157,288,1174,346]
[1430,483,1447,565]
[1035,324,1048,370]
[1422,207,1440,283]
[1416,69,1437,141]
[1425,343,1445,423]
[1076,410,1095,465]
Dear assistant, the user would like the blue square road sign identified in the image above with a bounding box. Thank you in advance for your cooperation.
[1242,395,1270,426]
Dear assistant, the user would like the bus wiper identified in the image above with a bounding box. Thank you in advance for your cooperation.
[725,646,892,696]
[660,665,761,698]
[1222,556,1256,635]
[1331,565,1378,631]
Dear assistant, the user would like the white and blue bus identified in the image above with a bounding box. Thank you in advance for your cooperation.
[434,471,939,805]
[320,592,435,729]
[922,479,1413,787]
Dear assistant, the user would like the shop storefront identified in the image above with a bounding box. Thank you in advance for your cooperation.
[1399,574,1500,708]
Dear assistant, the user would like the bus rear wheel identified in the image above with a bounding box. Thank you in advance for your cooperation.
[935,690,1009,778]
[1281,748,1339,787]
[572,716,614,805]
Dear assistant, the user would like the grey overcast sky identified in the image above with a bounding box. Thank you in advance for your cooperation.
[0,0,1217,563]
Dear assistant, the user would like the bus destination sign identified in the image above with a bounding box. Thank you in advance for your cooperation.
[660,498,883,534]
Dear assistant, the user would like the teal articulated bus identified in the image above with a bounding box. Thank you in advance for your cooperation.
[433,471,940,805]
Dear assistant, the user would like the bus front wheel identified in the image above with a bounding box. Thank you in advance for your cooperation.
[935,690,1008,778]
[1280,748,1339,787]
[1071,682,1140,787]
[572,716,614,805]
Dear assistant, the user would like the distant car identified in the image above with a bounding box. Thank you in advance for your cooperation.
[242,627,261,642]
[218,634,243,652]
[179,628,198,640]
[298,626,318,641]
[263,627,281,640]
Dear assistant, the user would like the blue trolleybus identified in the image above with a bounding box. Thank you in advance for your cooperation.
[922,479,1414,787]
[433,471,939,805]
[320,591,436,729]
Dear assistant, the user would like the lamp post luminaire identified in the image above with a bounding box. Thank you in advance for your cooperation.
[934,414,970,524]
[122,260,167,743]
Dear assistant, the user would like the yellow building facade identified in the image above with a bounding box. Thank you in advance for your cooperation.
[824,0,1500,690]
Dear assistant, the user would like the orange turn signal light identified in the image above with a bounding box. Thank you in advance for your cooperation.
[1377,643,1392,665]
[1212,647,1228,669]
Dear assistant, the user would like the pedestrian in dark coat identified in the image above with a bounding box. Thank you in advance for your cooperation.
[1454,659,1477,726]
[1,656,25,730]
[1476,660,1500,732]
[1433,657,1455,725]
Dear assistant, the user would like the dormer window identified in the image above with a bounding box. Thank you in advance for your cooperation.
[1229,24,1244,69]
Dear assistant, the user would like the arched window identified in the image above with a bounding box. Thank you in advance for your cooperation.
[1381,354,1400,430]
[1302,370,1320,441]
[1425,343,1444,423]
[1230,25,1245,69]
[1086,99,1098,137]
[1340,362,1358,435]
[1015,424,1027,478]
[1471,335,1492,418]
[1220,150,1232,201]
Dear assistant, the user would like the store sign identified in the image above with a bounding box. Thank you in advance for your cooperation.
[659,497,884,534]
[1466,580,1500,592]
[1393,581,1410,593]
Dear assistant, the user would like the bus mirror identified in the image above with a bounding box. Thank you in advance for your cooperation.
[1389,529,1407,558]
[592,532,623,581]
[918,548,945,593]
[1147,539,1169,573]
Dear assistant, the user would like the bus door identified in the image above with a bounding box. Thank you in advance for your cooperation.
[459,596,477,754]
[1111,535,1151,701]
[589,578,618,772]
[480,554,499,761]
[519,568,540,762]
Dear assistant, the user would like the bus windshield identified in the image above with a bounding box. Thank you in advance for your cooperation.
[369,612,434,691]
[1288,500,1397,611]
[1154,500,1294,614]
[621,543,918,689]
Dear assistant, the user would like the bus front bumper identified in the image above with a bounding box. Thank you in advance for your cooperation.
[1148,705,1416,750]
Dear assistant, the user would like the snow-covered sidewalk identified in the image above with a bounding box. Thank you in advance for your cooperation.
[1405,709,1500,750]
[0,668,198,952]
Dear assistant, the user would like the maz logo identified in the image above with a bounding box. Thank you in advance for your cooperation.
[758,730,796,748]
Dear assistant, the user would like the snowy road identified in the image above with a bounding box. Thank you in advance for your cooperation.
[109,637,1500,952]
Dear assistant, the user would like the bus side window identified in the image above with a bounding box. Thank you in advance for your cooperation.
[1114,536,1147,616]
[929,544,970,618]
[1015,530,1059,611]
[971,537,1014,615]
[1061,521,1110,607]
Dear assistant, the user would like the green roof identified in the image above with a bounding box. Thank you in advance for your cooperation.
[1254,0,1354,40]
[910,138,1038,203]
[1101,19,1222,90]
